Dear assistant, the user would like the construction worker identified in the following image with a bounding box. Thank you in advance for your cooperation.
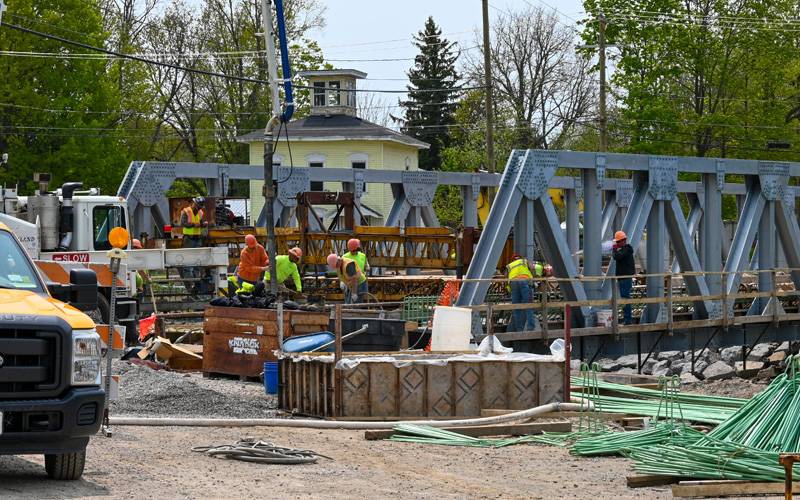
[612,230,635,325]
[228,234,268,295]
[505,253,536,332]
[265,247,303,293]
[327,253,362,304]
[343,238,369,302]
[179,197,207,295]
[132,239,151,298]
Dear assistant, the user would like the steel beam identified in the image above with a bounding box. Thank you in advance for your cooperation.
[644,200,666,323]
[566,188,580,266]
[582,163,603,299]
[671,194,703,273]
[724,179,765,296]
[701,172,723,294]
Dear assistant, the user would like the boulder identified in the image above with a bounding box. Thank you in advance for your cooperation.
[682,359,708,376]
[641,357,658,375]
[600,361,622,372]
[670,361,686,375]
[735,360,765,374]
[756,366,778,380]
[776,341,790,353]
[616,354,639,369]
[720,346,740,365]
[651,359,672,377]
[768,351,787,364]
[657,350,682,362]
[616,367,637,375]
[703,361,735,381]
[680,372,700,384]
[747,343,773,362]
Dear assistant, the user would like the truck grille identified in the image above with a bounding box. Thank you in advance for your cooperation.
[0,329,61,398]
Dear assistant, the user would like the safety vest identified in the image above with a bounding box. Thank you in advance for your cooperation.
[182,207,204,236]
[506,258,533,280]
[343,251,368,284]
[338,256,361,285]
[264,255,303,292]
[227,275,255,295]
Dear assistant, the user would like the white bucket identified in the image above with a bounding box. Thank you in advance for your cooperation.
[430,306,472,351]
[596,310,613,328]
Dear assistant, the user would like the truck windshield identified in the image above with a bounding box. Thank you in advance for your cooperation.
[0,231,44,292]
[93,205,126,251]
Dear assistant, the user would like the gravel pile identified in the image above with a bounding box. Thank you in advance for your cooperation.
[110,359,279,418]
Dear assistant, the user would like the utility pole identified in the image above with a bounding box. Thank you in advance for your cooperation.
[598,11,608,152]
[262,0,280,294]
[481,0,495,175]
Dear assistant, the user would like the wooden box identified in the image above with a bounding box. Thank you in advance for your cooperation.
[279,353,565,418]
[203,307,329,377]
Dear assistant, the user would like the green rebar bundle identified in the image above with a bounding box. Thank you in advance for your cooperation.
[570,376,746,408]
[387,424,542,448]
[626,356,800,481]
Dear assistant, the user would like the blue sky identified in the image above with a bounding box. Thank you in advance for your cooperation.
[312,0,587,98]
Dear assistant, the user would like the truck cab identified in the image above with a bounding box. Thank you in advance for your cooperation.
[0,223,103,480]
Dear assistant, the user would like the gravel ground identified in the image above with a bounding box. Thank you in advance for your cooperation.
[683,377,770,400]
[111,359,278,418]
[0,426,671,499]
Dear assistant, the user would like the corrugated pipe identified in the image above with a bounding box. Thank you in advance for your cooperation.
[110,402,586,430]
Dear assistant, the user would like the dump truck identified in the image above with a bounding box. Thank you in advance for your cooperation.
[0,222,103,480]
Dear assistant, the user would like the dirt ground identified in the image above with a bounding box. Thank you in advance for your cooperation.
[0,425,670,500]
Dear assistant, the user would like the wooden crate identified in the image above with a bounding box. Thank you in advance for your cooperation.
[279,353,565,418]
[203,307,329,377]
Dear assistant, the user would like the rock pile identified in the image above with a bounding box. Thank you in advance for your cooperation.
[595,341,798,382]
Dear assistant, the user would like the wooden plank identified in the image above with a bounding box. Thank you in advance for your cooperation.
[672,480,797,498]
[363,420,572,441]
[626,475,680,488]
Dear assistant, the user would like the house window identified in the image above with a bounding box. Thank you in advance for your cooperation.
[309,161,324,191]
[345,80,356,108]
[327,81,340,106]
[313,82,326,107]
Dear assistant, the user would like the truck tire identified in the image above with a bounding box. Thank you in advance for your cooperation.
[44,450,86,480]
[88,293,110,324]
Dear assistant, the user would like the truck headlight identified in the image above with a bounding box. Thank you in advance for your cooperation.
[71,329,102,386]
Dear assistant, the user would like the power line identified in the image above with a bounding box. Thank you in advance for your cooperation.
[0,23,482,94]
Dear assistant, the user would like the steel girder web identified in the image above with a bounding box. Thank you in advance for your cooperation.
[456,150,526,307]
[532,195,590,324]
[600,192,618,239]
[671,195,703,273]
[601,174,654,298]
[723,180,765,299]
[664,197,715,318]
[774,198,800,294]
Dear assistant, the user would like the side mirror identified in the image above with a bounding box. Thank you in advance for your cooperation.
[68,268,98,312]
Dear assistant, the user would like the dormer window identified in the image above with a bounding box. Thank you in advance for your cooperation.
[313,82,326,106]
[327,81,340,106]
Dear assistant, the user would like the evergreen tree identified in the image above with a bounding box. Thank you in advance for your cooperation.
[401,17,460,170]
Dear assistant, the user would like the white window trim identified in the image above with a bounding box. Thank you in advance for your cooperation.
[348,153,369,168]
[306,153,326,166]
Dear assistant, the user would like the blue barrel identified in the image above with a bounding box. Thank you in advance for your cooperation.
[264,361,279,395]
[281,331,335,353]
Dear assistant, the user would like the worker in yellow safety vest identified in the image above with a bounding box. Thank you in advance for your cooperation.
[179,197,207,296]
[343,238,369,302]
[264,247,304,293]
[505,253,538,332]
[327,253,362,304]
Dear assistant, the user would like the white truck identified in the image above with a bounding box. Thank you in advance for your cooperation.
[0,175,229,342]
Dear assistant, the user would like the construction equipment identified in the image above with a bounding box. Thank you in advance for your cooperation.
[0,176,228,335]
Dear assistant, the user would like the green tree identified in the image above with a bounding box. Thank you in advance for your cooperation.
[0,0,127,194]
[401,16,460,170]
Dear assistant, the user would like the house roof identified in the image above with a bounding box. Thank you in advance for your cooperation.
[298,69,367,79]
[236,115,430,150]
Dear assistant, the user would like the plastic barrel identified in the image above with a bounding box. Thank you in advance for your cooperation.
[264,361,279,395]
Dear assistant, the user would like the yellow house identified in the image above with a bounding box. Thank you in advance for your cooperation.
[237,69,429,224]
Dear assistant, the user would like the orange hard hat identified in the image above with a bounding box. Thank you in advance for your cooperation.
[245,234,257,248]
[327,253,339,268]
[288,247,302,259]
[132,238,143,249]
[614,230,627,242]
[347,238,360,253]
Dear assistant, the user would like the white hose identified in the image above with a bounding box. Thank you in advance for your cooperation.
[110,402,587,430]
